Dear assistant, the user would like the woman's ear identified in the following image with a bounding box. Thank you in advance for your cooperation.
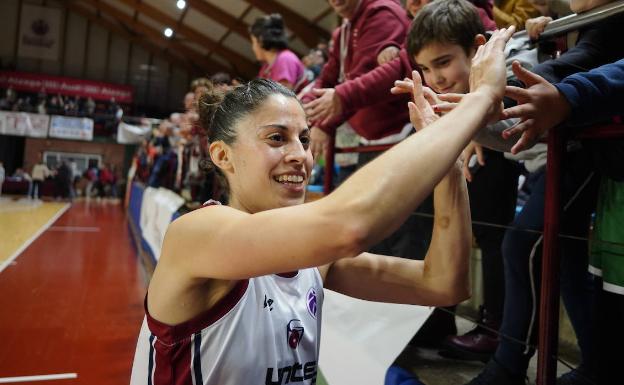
[209,141,233,173]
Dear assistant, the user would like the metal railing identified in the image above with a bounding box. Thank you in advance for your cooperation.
[513,0,624,40]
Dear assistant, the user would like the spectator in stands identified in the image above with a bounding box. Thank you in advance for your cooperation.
[148,120,176,189]
[64,97,77,115]
[0,161,4,197]
[36,99,46,114]
[47,95,63,115]
[493,0,541,29]
[55,161,72,201]
[190,78,212,107]
[37,87,46,105]
[303,0,497,132]
[502,59,624,385]
[302,0,452,359]
[85,97,96,115]
[461,1,624,383]
[250,14,306,91]
[6,87,16,105]
[96,164,114,199]
[210,72,233,92]
[30,157,51,200]
[68,158,79,199]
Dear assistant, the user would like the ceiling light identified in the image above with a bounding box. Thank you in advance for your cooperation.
[176,0,186,9]
[164,27,173,38]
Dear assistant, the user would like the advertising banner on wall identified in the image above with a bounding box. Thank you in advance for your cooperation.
[49,115,94,141]
[0,72,134,104]
[0,111,49,137]
[17,4,62,61]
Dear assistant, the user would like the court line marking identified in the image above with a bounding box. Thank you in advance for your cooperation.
[0,373,77,383]
[0,203,70,274]
[48,226,100,232]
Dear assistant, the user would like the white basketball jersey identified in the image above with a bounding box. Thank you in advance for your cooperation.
[130,268,324,385]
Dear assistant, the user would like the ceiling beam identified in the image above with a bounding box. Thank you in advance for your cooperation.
[65,2,199,76]
[75,0,231,76]
[186,0,250,39]
[120,0,258,78]
[242,0,331,47]
[187,0,304,58]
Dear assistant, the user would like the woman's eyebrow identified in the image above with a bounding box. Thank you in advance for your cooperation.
[259,125,310,135]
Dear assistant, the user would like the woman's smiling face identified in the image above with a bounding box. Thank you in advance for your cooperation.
[221,94,313,213]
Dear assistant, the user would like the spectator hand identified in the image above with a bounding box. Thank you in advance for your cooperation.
[501,61,571,154]
[377,46,400,65]
[469,26,516,122]
[310,127,330,161]
[461,141,485,182]
[525,16,552,40]
[303,88,343,126]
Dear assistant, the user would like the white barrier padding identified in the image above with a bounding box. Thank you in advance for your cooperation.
[319,289,432,385]
[140,187,185,260]
[117,121,151,144]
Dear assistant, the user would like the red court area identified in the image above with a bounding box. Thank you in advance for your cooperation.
[0,202,146,385]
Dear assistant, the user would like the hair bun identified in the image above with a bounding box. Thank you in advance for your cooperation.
[197,86,223,140]
[267,14,284,30]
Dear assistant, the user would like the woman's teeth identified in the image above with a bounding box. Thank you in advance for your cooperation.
[275,175,304,183]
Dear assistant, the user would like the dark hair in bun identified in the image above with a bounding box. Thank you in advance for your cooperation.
[197,78,297,193]
[249,13,289,51]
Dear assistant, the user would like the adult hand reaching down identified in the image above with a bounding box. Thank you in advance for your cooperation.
[304,88,343,126]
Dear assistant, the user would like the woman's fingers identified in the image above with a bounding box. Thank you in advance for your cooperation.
[432,102,458,113]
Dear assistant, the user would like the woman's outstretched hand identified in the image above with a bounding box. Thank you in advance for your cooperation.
[391,71,440,131]
[469,26,516,122]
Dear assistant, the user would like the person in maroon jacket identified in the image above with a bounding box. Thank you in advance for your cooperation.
[301,0,412,159]
[305,0,497,131]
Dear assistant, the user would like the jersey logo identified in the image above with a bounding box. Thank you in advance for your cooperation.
[306,287,317,319]
[286,319,304,349]
[264,294,274,311]
[265,360,317,385]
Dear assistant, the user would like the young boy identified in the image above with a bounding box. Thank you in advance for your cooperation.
[398,0,522,370]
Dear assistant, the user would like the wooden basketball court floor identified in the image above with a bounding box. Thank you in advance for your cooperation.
[0,198,145,384]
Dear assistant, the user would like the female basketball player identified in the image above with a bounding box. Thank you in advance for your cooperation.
[130,27,515,385]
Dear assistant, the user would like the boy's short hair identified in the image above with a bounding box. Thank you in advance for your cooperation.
[407,0,485,58]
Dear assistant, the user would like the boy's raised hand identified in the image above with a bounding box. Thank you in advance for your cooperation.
[469,26,516,117]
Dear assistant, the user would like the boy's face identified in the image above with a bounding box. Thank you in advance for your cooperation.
[414,42,475,94]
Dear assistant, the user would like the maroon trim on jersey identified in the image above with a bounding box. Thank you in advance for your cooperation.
[276,271,299,278]
[149,335,194,385]
[145,279,249,344]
